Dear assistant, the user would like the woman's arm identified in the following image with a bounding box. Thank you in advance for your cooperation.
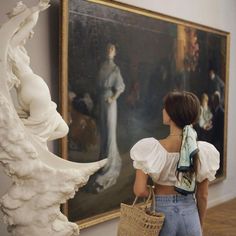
[107,68,125,104]
[47,121,69,141]
[196,179,209,228]
[11,1,50,47]
[10,11,39,48]
[133,169,149,197]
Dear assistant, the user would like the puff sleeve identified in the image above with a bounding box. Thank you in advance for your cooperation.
[130,138,166,178]
[197,141,220,182]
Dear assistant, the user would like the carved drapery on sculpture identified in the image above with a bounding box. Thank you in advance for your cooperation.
[0,1,106,235]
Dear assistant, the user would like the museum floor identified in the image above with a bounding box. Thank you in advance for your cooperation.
[203,198,236,236]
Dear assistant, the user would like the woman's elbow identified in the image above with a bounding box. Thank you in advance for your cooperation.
[197,194,208,204]
[133,186,149,197]
[196,189,208,202]
[196,179,209,200]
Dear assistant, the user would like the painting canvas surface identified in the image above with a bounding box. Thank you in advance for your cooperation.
[63,0,229,226]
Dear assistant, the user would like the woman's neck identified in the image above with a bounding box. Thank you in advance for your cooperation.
[107,58,114,63]
[169,125,182,136]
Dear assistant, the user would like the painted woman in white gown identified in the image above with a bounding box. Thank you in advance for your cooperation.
[94,44,125,191]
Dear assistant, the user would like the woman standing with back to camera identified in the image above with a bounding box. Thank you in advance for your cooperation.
[130,91,219,235]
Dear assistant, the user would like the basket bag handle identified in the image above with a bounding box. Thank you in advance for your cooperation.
[132,185,156,212]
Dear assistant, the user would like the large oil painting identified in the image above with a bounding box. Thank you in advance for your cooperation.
[60,0,230,228]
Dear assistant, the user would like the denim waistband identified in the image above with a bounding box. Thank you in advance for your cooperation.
[155,194,195,204]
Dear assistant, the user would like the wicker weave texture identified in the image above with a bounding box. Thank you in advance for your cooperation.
[117,203,165,236]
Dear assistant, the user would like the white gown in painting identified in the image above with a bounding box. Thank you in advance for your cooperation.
[94,44,125,191]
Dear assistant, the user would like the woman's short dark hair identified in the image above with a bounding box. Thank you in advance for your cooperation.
[163,91,200,128]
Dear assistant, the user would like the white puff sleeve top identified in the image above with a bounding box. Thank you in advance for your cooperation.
[130,138,220,185]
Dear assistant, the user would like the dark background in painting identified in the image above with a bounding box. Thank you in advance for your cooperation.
[67,0,227,222]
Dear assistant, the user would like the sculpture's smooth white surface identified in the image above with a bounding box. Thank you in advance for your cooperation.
[0,1,106,235]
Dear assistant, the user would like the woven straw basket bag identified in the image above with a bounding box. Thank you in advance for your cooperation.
[117,186,165,236]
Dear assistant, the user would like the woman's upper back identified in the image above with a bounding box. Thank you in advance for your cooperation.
[130,137,220,185]
[159,136,182,153]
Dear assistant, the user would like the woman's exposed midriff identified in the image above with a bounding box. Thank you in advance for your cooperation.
[154,184,181,195]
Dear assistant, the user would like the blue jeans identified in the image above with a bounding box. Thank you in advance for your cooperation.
[154,194,202,236]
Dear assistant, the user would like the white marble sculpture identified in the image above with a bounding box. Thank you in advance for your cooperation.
[0,1,106,235]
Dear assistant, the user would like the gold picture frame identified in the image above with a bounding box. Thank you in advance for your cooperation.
[60,0,230,228]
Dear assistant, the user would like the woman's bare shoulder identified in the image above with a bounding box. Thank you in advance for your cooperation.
[158,137,182,153]
[158,138,167,147]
